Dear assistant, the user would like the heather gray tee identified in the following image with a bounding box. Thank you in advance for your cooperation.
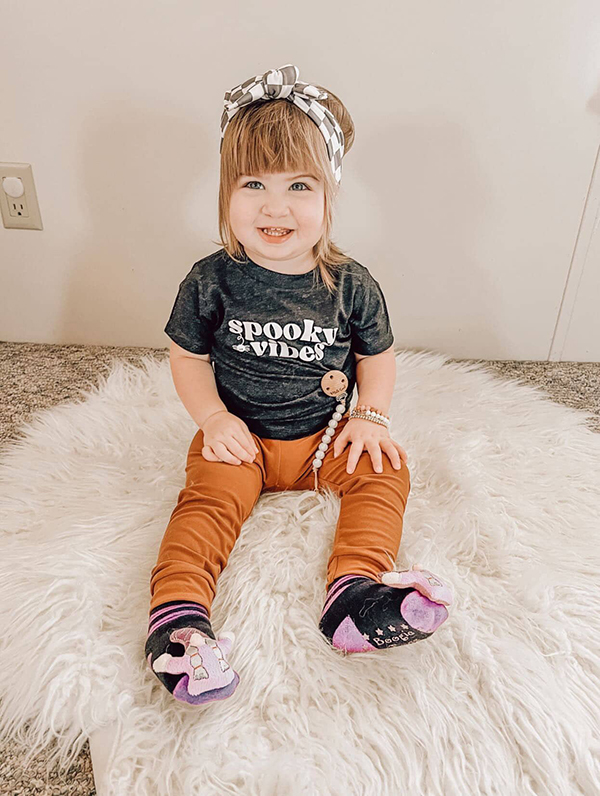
[164,248,394,440]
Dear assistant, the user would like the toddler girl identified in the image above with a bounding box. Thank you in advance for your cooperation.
[145,64,453,706]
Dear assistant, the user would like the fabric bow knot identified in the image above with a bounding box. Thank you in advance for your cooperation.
[223,64,328,110]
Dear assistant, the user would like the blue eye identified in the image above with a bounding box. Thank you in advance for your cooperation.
[242,181,310,191]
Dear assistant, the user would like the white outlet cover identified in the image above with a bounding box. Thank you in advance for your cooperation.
[0,162,43,230]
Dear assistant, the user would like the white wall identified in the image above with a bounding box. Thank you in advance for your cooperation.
[1,0,599,361]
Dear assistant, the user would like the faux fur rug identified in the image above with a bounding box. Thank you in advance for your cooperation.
[1,350,599,795]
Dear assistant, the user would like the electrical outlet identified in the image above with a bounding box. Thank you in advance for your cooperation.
[0,163,43,230]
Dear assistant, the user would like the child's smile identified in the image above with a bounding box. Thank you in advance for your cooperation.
[257,227,295,244]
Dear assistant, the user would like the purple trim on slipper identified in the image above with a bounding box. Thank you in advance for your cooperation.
[149,602,209,622]
[400,591,449,633]
[328,574,359,596]
[322,575,369,617]
[331,615,377,653]
[173,671,241,705]
[148,608,210,636]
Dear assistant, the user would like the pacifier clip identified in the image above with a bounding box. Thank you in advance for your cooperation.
[312,370,349,492]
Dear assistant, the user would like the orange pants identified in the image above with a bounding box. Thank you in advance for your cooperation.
[149,412,411,615]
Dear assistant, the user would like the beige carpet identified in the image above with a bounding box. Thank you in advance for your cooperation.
[1,341,599,795]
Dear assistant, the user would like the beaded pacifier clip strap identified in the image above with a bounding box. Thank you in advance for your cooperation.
[312,370,349,491]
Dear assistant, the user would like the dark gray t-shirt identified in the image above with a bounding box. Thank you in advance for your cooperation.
[164,248,394,440]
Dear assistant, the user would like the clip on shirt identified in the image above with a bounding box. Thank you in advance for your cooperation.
[312,370,349,492]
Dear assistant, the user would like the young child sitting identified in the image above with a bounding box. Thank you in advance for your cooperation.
[145,63,453,706]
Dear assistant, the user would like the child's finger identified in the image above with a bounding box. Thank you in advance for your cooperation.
[346,440,365,474]
[201,445,220,462]
[246,431,260,454]
[381,439,402,469]
[332,432,347,458]
[365,440,383,473]
[212,441,242,465]
[229,436,255,462]
[391,440,408,462]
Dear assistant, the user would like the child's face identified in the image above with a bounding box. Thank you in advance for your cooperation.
[229,171,326,268]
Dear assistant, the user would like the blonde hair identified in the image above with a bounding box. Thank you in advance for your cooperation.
[212,83,356,295]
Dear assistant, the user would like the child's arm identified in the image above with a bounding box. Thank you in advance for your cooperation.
[354,345,396,414]
[169,341,228,429]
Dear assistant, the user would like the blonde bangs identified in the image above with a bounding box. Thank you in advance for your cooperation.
[213,92,356,294]
[227,101,330,185]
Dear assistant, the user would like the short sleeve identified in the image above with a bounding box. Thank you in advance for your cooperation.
[164,271,217,355]
[349,272,395,356]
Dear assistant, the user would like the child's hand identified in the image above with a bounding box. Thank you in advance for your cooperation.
[332,418,408,475]
[201,411,259,465]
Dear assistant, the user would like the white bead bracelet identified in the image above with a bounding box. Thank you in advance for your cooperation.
[348,408,390,428]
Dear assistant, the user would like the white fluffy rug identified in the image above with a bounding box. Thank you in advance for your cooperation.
[1,350,600,795]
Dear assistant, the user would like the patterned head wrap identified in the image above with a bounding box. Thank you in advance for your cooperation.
[220,63,345,185]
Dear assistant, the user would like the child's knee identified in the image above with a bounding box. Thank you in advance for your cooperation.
[368,452,411,488]
[370,455,411,497]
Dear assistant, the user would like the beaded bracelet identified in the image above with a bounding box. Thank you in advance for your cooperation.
[349,404,391,428]
[354,404,390,419]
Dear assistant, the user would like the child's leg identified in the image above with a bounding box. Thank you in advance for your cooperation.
[318,415,412,587]
[314,417,452,652]
[145,427,265,703]
[150,426,266,611]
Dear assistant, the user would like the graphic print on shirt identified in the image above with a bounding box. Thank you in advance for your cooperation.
[228,318,339,362]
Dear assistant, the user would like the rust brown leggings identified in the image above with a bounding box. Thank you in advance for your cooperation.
[149,412,411,615]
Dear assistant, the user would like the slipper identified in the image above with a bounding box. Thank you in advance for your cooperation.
[380,563,453,606]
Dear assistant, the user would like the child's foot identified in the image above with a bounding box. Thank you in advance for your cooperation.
[319,566,453,653]
[145,600,240,704]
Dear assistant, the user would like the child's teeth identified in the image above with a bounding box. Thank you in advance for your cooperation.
[263,228,291,236]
